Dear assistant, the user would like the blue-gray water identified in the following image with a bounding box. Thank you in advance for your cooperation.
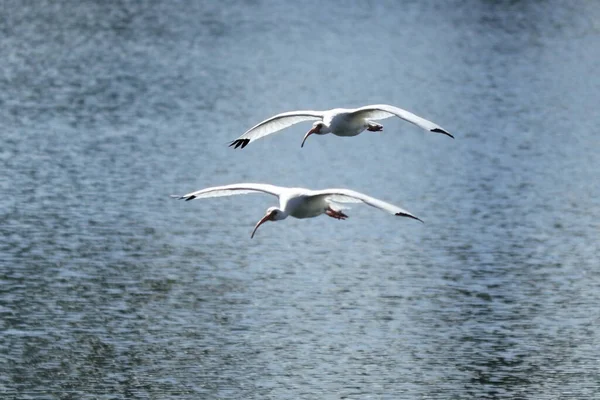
[2,1,600,399]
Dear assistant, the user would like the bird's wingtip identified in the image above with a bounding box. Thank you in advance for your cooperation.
[396,212,424,223]
[229,139,250,149]
[431,128,454,139]
[170,194,196,201]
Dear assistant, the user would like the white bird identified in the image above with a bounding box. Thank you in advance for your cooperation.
[229,104,453,149]
[172,183,422,238]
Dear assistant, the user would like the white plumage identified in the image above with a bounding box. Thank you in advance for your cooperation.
[230,104,453,149]
[172,183,422,238]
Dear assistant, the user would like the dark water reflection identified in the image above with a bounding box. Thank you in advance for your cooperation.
[1,0,600,398]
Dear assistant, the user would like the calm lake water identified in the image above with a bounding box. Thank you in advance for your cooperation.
[2,0,600,399]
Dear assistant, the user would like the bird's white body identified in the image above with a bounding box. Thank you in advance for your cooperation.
[321,108,369,137]
[283,192,331,219]
[230,104,453,149]
[173,183,422,238]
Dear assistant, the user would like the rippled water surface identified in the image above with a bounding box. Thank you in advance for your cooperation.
[2,1,600,398]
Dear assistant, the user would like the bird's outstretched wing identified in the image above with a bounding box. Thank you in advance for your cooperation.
[172,183,285,201]
[229,110,324,149]
[353,104,453,138]
[309,188,423,222]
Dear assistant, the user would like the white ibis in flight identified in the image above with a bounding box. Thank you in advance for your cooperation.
[172,183,423,238]
[229,104,453,149]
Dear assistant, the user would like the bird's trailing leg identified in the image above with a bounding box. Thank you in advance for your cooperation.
[366,122,383,132]
[326,207,348,220]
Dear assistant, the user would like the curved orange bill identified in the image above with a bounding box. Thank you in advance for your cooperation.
[251,211,273,238]
[300,126,319,148]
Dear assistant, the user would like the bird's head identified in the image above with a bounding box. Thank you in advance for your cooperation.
[301,121,327,148]
[251,207,286,238]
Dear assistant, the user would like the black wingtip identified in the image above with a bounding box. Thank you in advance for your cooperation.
[396,212,424,223]
[185,195,196,201]
[431,128,454,139]
[229,139,250,149]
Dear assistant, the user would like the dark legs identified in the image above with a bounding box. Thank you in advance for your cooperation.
[366,122,383,132]
[326,207,348,220]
